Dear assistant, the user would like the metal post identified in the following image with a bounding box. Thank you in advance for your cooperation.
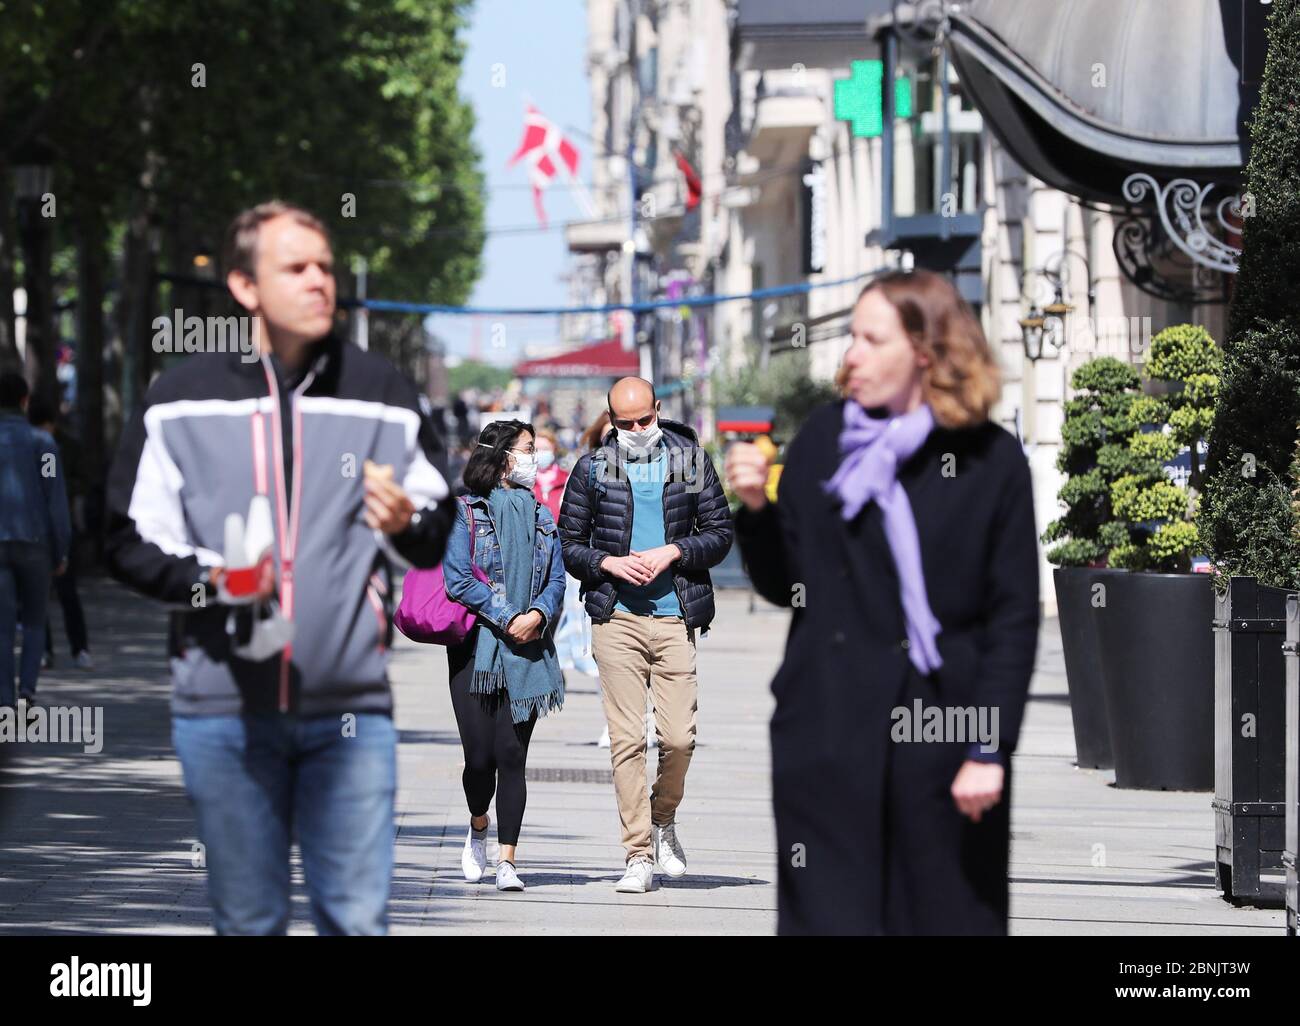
[882,29,896,242]
[624,0,641,360]
[939,45,951,240]
[353,255,369,351]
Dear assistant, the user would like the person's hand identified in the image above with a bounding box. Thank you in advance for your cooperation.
[53,559,68,578]
[630,544,680,580]
[364,460,416,535]
[951,760,1004,822]
[506,610,544,645]
[724,442,771,512]
[212,559,277,604]
[601,553,656,585]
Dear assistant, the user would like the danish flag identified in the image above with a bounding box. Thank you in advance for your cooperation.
[507,104,581,228]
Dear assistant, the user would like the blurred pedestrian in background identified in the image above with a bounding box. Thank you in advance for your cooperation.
[27,395,94,671]
[532,427,568,522]
[0,372,70,711]
[727,269,1039,935]
[579,410,610,453]
[554,413,607,690]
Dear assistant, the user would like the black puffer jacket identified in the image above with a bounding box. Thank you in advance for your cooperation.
[559,420,734,630]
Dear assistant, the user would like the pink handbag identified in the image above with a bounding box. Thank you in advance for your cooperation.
[394,498,490,645]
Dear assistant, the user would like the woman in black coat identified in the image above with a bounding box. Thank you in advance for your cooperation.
[726,269,1040,935]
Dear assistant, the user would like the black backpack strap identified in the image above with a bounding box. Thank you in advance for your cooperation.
[587,448,608,497]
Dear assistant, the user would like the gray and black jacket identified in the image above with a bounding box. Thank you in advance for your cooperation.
[106,334,453,718]
[558,420,733,630]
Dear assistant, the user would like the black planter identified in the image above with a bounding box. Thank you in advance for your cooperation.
[1211,576,1290,906]
[1054,567,1120,769]
[1286,595,1300,935]
[1097,572,1215,790]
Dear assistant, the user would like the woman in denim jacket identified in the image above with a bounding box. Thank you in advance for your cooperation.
[443,419,565,891]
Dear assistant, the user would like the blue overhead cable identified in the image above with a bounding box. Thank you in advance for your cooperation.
[156,268,886,317]
[363,270,881,317]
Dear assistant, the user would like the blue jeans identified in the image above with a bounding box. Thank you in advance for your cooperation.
[171,712,397,935]
[0,540,52,705]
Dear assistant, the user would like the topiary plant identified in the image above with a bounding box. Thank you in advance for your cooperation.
[1106,324,1220,572]
[1143,323,1221,491]
[1042,357,1143,566]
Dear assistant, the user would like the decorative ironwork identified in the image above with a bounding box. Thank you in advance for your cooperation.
[1122,174,1242,274]
[1113,210,1232,306]
[1113,174,1241,305]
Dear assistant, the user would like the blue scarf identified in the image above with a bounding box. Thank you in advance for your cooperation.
[471,486,564,722]
[823,401,943,675]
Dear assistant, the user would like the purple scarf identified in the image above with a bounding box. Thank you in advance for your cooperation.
[823,401,943,675]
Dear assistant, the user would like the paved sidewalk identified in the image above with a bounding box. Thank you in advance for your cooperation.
[1009,622,1285,935]
[0,576,1286,935]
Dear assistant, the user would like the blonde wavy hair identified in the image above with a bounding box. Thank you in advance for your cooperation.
[835,269,1001,429]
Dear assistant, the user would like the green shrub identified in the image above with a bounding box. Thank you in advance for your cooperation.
[1043,357,1142,567]
[1199,0,1300,587]
[1105,324,1219,572]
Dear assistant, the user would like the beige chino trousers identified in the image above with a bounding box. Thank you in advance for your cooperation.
[591,609,698,861]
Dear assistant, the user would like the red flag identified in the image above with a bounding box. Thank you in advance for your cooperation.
[674,149,702,211]
[507,104,580,228]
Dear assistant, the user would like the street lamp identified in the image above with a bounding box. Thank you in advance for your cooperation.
[1019,248,1089,362]
[1018,303,1048,362]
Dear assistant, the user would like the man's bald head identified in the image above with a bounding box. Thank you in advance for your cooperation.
[607,376,660,432]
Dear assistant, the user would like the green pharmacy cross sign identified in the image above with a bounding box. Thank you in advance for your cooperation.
[834,60,912,138]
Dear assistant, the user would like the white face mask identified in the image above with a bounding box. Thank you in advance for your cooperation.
[507,451,538,488]
[536,450,556,471]
[616,421,663,453]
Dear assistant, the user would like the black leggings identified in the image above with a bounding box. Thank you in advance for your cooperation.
[448,634,538,847]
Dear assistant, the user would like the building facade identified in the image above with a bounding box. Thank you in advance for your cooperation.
[570,0,1247,612]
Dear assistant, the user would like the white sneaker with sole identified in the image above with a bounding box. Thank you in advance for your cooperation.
[496,860,525,891]
[653,821,687,878]
[614,855,656,893]
[74,651,95,670]
[462,817,489,882]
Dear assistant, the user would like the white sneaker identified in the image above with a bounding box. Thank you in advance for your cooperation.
[462,817,489,882]
[597,725,610,748]
[653,821,687,878]
[496,860,525,891]
[614,855,656,893]
[74,651,94,670]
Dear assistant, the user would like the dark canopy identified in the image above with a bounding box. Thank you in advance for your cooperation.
[944,0,1260,203]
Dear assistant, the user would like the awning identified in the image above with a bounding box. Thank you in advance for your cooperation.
[943,0,1260,203]
[514,338,639,379]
